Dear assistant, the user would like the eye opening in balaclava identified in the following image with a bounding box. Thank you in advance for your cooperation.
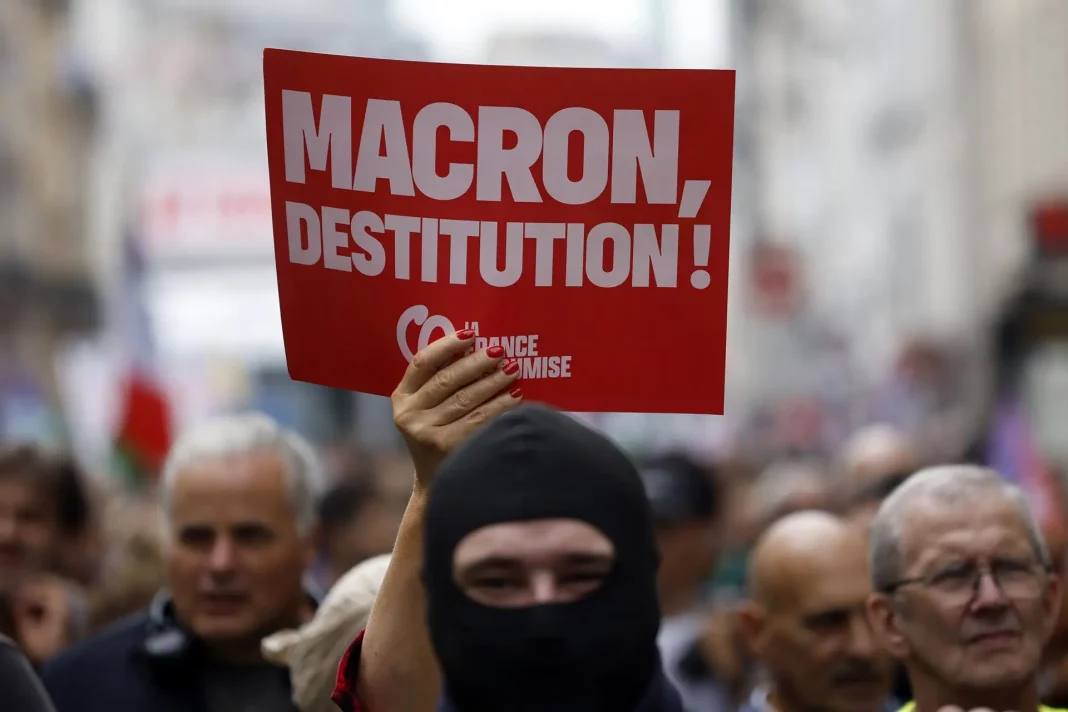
[450,516,617,608]
[423,403,662,712]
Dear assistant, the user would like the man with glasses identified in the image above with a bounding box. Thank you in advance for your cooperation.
[866,465,1066,712]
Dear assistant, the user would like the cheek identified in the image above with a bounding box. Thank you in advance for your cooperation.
[807,634,848,667]
[1029,597,1058,642]
[901,604,960,656]
[766,631,808,670]
[22,521,58,549]
[241,543,308,583]
[167,550,202,588]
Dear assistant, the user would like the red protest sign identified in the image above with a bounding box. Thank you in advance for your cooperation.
[264,50,735,414]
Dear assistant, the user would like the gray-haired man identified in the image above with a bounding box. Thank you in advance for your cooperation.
[43,412,323,712]
[866,465,1062,712]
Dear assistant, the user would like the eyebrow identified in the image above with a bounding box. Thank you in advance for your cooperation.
[462,553,613,575]
[177,521,271,533]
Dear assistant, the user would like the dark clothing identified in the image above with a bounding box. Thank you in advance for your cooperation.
[891,663,913,704]
[424,405,664,712]
[332,629,685,712]
[41,611,298,712]
[437,665,684,712]
[203,660,298,712]
[0,635,57,712]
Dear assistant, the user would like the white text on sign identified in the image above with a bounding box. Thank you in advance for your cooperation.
[396,306,572,378]
[286,206,712,290]
[281,94,717,290]
[281,93,717,209]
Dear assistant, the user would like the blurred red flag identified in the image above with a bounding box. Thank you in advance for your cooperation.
[110,232,173,487]
[113,369,173,483]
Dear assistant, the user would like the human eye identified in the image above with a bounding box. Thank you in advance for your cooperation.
[803,609,850,632]
[993,557,1035,581]
[929,563,973,591]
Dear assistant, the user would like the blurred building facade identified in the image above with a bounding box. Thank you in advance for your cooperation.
[972,0,1068,305]
[731,0,1068,458]
[6,0,1064,470]
[0,0,98,443]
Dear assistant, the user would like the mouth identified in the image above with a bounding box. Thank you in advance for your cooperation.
[199,592,250,612]
[833,676,880,690]
[967,630,1020,647]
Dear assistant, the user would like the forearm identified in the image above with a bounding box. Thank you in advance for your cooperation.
[356,487,441,712]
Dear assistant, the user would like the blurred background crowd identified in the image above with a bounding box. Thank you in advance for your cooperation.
[0,0,1067,709]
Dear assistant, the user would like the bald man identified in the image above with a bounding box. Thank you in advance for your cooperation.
[839,425,920,534]
[738,511,896,712]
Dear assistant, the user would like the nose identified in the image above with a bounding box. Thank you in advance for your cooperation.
[530,570,557,604]
[973,570,1010,609]
[207,536,238,575]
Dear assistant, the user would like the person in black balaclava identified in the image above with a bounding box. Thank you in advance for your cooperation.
[330,332,682,712]
[421,403,681,712]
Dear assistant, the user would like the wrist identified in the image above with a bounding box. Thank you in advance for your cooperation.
[409,483,431,506]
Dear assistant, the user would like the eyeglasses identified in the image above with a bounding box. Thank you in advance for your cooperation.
[883,557,1049,606]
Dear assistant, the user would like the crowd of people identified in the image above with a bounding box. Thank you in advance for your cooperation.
[0,329,1066,712]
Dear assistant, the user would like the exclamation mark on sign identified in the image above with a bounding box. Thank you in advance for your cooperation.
[691,226,711,290]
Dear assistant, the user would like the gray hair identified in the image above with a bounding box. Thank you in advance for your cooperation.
[869,465,1052,592]
[748,458,830,526]
[160,412,325,534]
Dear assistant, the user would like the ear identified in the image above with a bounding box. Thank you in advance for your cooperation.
[866,592,909,658]
[1043,572,1063,644]
[736,600,768,658]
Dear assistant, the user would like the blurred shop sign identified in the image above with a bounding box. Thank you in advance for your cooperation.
[1029,197,1068,300]
[137,150,273,263]
[1032,198,1068,256]
[144,266,286,363]
[749,241,803,318]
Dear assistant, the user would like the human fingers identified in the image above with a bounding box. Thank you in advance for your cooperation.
[394,329,476,397]
[405,346,506,412]
[435,384,524,449]
[428,359,521,426]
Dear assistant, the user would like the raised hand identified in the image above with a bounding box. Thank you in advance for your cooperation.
[392,329,522,489]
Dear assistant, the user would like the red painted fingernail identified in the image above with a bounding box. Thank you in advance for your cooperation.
[503,361,519,375]
[456,329,475,340]
[486,346,505,358]
[510,387,524,399]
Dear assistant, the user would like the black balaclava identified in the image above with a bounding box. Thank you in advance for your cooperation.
[423,404,663,712]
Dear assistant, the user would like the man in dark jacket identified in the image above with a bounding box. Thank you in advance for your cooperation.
[331,330,682,712]
[41,413,322,712]
[0,634,56,712]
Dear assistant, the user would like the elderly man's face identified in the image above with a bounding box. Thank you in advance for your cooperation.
[167,449,316,656]
[750,530,893,712]
[869,494,1060,692]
